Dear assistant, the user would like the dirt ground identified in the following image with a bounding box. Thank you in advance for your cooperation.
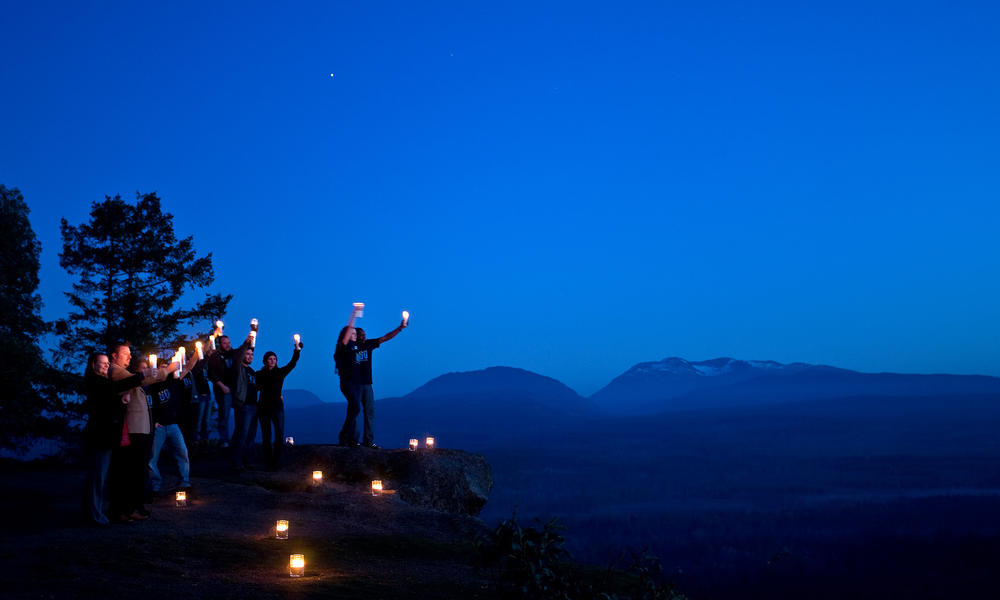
[0,449,495,599]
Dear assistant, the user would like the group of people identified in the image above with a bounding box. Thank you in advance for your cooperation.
[81,332,303,526]
[80,304,407,527]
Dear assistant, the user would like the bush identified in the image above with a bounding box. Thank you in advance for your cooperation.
[476,511,687,600]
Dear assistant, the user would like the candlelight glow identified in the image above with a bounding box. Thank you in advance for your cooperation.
[409,438,418,451]
[289,554,305,577]
[312,470,323,484]
[426,436,436,449]
[216,320,224,330]
[371,480,383,496]
[148,354,157,369]
[250,318,258,330]
[276,520,288,539]
[293,333,301,345]
[175,491,187,507]
[209,335,216,350]
[195,341,204,360]
[402,310,410,325]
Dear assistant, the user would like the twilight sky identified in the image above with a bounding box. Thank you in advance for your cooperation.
[3,1,999,402]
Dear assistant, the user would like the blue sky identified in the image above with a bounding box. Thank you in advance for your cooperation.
[3,1,999,401]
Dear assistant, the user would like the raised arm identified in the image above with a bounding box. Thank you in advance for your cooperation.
[280,346,302,376]
[340,309,359,346]
[377,316,409,344]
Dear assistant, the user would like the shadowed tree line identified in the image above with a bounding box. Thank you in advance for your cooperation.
[0,185,231,452]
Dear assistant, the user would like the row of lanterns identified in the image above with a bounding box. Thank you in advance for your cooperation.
[173,436,441,578]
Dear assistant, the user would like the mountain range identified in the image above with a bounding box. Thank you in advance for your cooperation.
[284,357,1000,447]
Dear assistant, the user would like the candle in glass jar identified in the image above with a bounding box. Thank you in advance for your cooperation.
[175,490,187,507]
[371,480,383,496]
[409,438,418,451]
[289,554,305,577]
[312,470,322,485]
[425,436,435,450]
[276,520,288,539]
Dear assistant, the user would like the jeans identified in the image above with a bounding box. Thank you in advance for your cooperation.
[358,384,376,445]
[259,408,285,468]
[149,424,191,492]
[338,380,361,445]
[194,393,212,441]
[231,404,258,469]
[216,391,232,443]
[83,448,113,525]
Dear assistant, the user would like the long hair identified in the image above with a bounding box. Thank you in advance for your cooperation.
[85,352,105,378]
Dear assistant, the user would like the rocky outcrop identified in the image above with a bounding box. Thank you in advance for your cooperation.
[288,445,493,516]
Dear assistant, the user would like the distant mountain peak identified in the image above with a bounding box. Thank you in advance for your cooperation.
[628,356,792,378]
[407,366,582,398]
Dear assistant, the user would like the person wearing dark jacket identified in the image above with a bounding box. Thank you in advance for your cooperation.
[82,352,151,526]
[206,334,250,447]
[230,347,258,472]
[256,342,302,469]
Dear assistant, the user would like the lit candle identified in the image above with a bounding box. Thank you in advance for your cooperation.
[425,436,435,450]
[148,354,157,369]
[293,333,301,347]
[250,318,258,332]
[249,330,257,348]
[312,470,323,485]
[353,302,364,317]
[175,490,187,507]
[276,519,289,539]
[285,436,294,445]
[409,438,418,451]
[402,310,410,325]
[216,320,224,332]
[289,554,305,577]
[371,480,383,496]
[195,341,204,360]
[209,334,216,351]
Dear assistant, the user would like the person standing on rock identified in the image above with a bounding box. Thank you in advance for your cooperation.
[336,304,408,449]
[230,346,259,472]
[147,355,199,495]
[256,339,302,470]
[207,334,250,448]
[335,306,363,447]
